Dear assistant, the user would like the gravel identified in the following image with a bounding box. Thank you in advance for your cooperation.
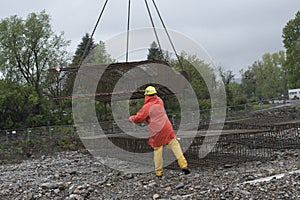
[0,149,299,200]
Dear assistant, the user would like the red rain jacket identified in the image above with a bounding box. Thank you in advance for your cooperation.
[129,95,175,147]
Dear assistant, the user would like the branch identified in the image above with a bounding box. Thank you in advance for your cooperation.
[15,52,31,84]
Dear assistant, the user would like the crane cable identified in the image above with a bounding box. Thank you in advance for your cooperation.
[78,0,182,70]
[151,0,184,71]
[126,0,131,62]
[144,0,163,59]
[78,0,109,67]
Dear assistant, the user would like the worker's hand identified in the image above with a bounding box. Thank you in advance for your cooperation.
[129,116,133,123]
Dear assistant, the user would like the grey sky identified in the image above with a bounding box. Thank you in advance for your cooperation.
[0,0,299,75]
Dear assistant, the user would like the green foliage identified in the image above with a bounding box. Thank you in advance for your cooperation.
[282,11,300,88]
[169,52,215,101]
[131,99,144,113]
[64,33,96,97]
[147,41,164,60]
[58,35,115,125]
[198,99,212,110]
[164,96,180,114]
[240,69,256,98]
[241,51,286,100]
[58,128,78,151]
[0,11,70,116]
[78,40,114,67]
[227,82,247,106]
[88,41,114,65]
[0,80,39,129]
[71,33,96,66]
[0,11,74,129]
[219,67,235,105]
[96,101,113,121]
[0,141,23,157]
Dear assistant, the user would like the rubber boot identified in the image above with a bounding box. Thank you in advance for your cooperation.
[156,168,163,177]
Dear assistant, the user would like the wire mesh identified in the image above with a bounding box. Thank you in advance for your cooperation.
[0,122,299,166]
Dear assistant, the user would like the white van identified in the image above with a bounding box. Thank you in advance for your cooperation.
[288,88,300,100]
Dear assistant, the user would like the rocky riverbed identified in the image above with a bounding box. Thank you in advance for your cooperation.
[0,149,299,200]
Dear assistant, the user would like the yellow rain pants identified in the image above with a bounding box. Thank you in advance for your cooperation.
[153,138,188,176]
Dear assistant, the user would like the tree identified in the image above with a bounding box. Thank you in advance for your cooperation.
[282,11,300,88]
[62,38,114,121]
[0,11,70,114]
[62,33,96,96]
[227,82,247,106]
[90,41,114,64]
[219,67,235,105]
[64,37,113,94]
[70,33,96,67]
[169,51,215,109]
[147,41,164,60]
[241,51,286,100]
[0,80,39,129]
[240,68,256,99]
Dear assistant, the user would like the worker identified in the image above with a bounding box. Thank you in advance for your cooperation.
[129,86,190,177]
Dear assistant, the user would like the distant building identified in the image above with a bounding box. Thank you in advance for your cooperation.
[288,88,300,100]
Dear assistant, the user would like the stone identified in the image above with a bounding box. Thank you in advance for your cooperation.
[41,183,57,189]
[57,182,66,190]
[171,195,182,199]
[68,194,84,200]
[73,189,81,195]
[148,182,157,187]
[53,189,60,194]
[153,193,160,199]
[245,175,255,181]
[224,164,233,168]
[165,186,172,191]
[54,173,60,179]
[67,170,77,175]
[0,149,299,199]
[108,172,114,177]
[127,174,134,179]
[175,182,185,189]
[238,189,251,196]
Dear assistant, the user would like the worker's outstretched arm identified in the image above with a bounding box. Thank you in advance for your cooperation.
[129,104,150,123]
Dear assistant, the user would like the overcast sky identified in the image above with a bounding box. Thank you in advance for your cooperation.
[0,0,299,76]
